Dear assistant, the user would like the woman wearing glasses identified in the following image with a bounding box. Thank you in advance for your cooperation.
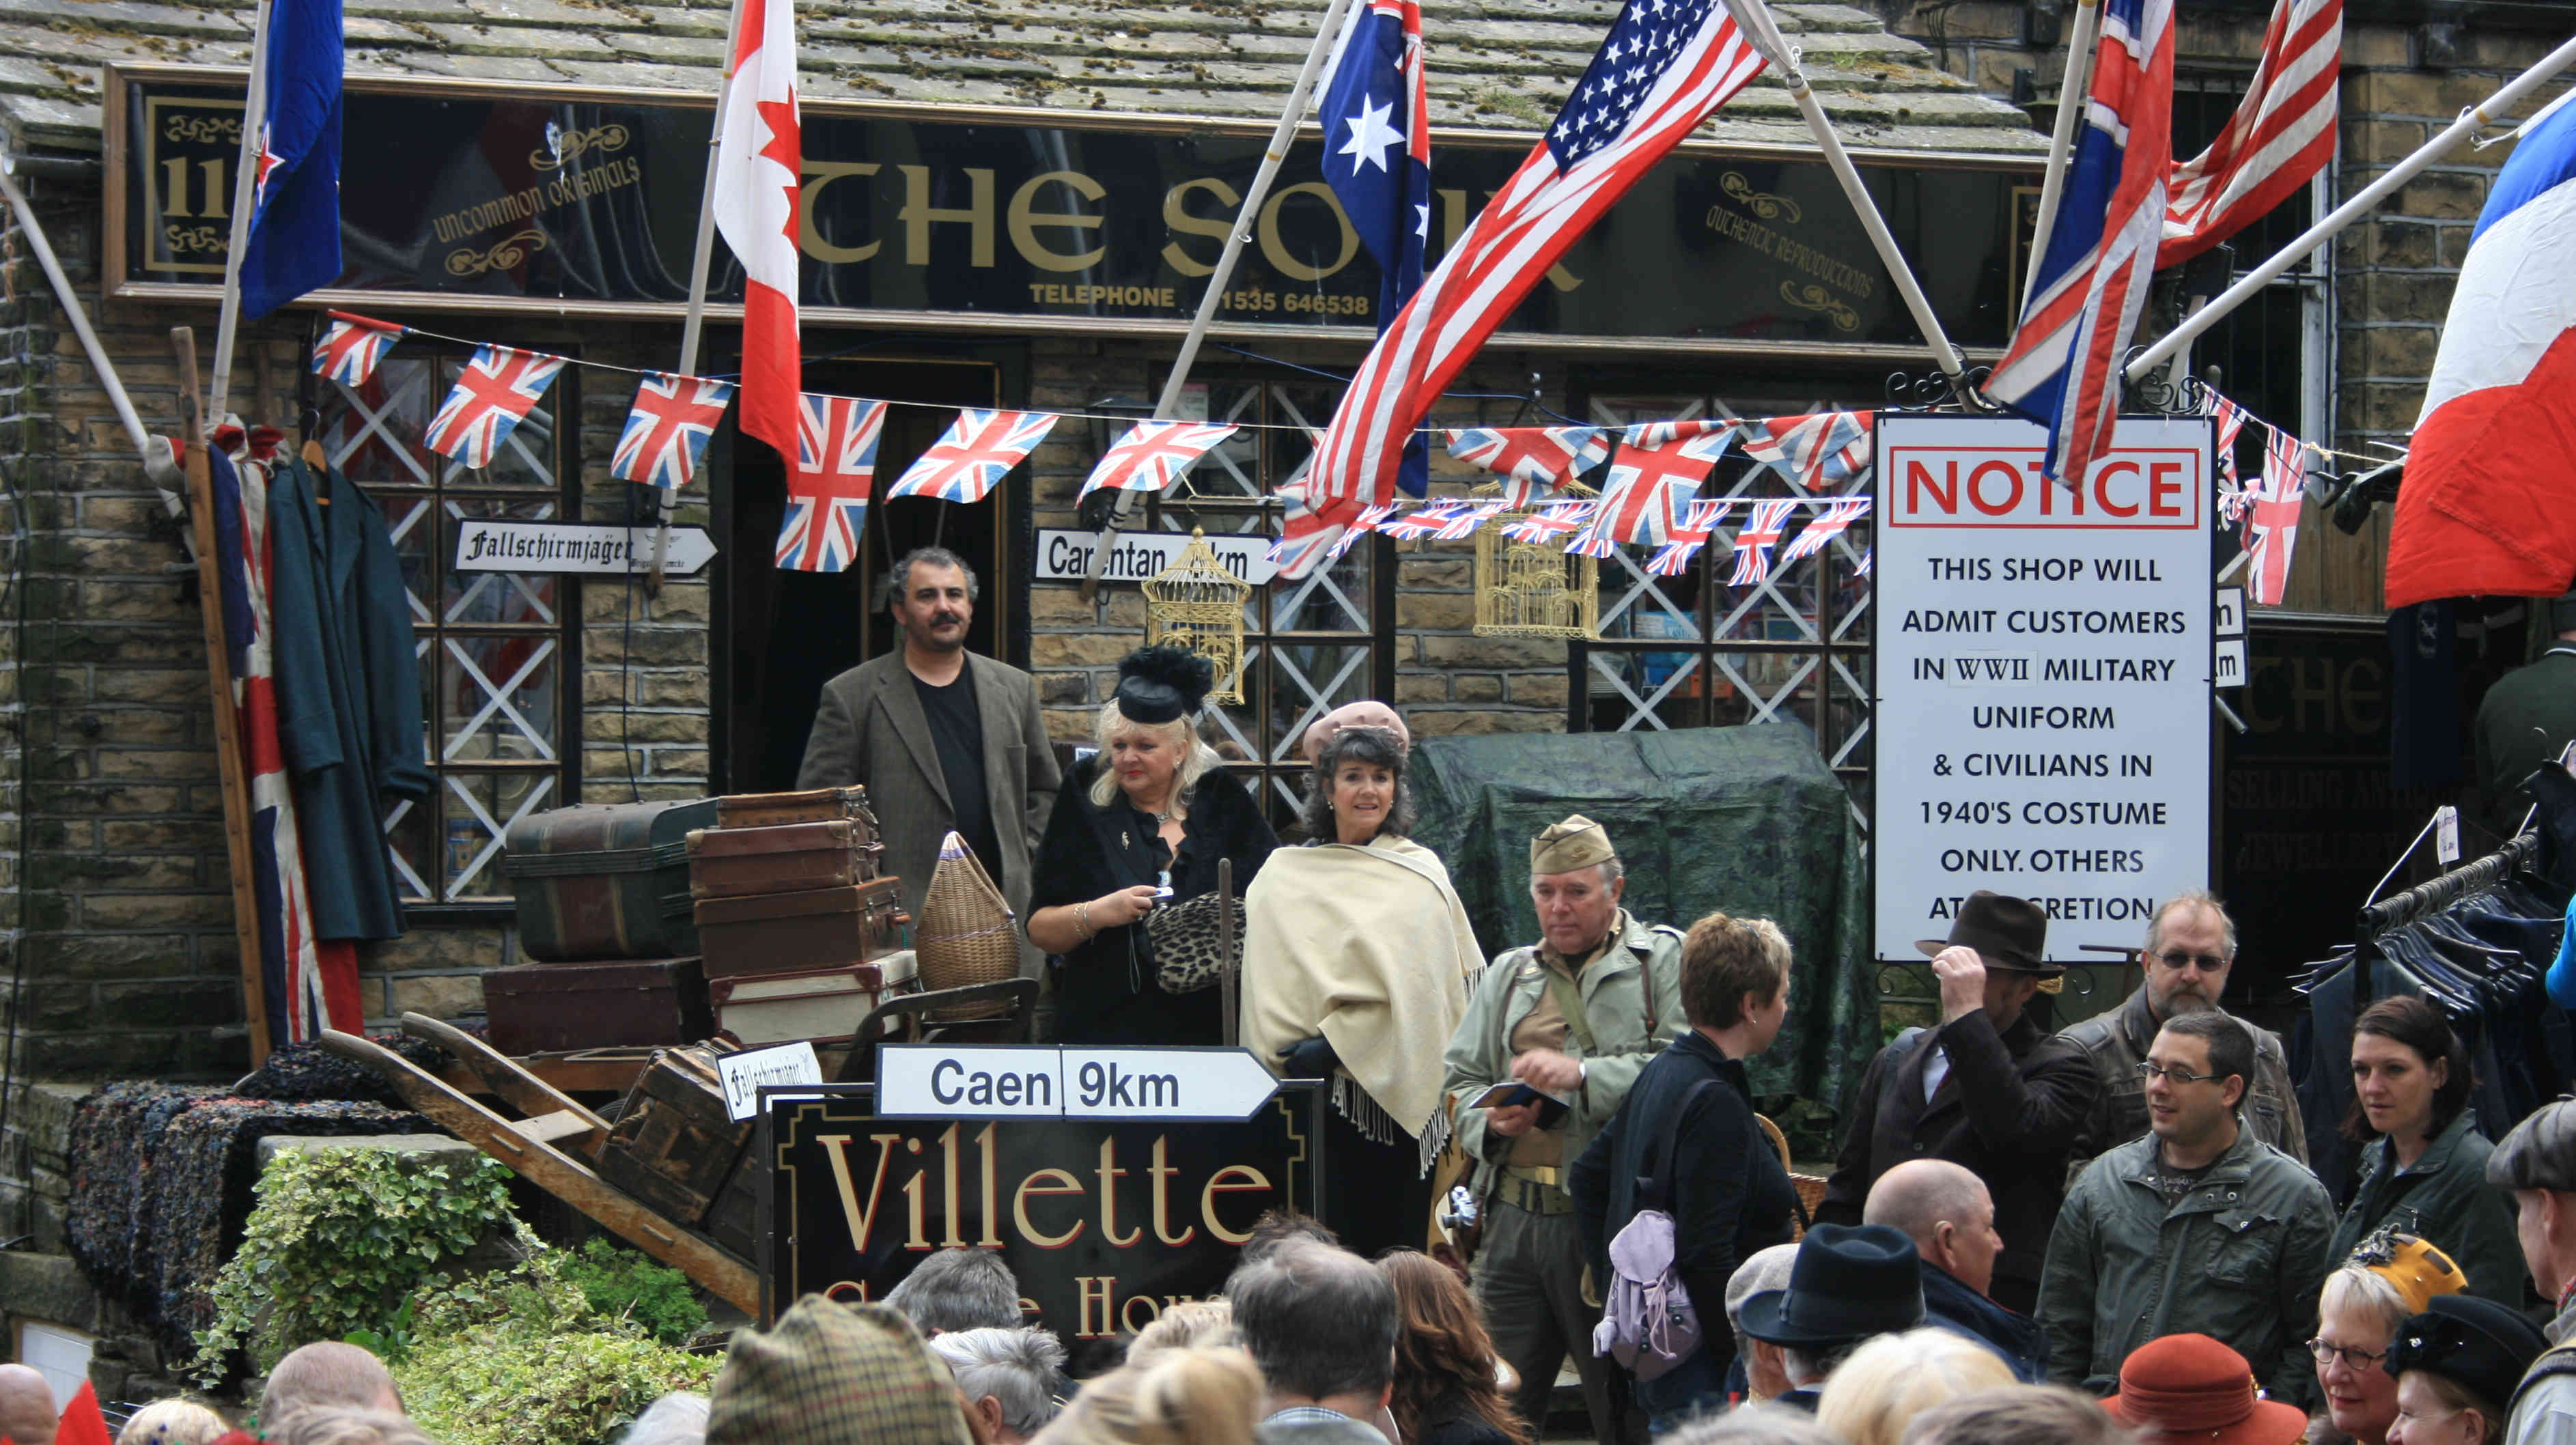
[2327,998,2525,1304]
[2303,1232,2467,1445]
[2381,1295,2549,1445]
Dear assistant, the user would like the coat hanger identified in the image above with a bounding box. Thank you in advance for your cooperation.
[298,402,328,499]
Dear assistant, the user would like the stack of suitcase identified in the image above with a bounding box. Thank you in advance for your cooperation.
[487,798,720,1056]
[687,786,918,1046]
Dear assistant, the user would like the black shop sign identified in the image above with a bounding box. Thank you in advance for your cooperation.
[107,64,2032,350]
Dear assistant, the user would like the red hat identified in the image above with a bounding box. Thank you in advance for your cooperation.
[2102,1334,2308,1445]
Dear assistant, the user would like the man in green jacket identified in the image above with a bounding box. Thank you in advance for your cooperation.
[2037,1011,2334,1407]
[1442,815,1685,1445]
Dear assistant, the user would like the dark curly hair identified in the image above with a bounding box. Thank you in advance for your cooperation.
[1377,1250,1533,1445]
[2342,994,2473,1145]
[1297,725,1416,841]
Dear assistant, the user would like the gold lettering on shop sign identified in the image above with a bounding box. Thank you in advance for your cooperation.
[1077,1276,1116,1338]
[530,122,631,171]
[1097,1138,1140,1248]
[447,228,548,277]
[162,112,240,145]
[1257,181,1358,282]
[426,156,643,247]
[800,160,882,262]
[1704,170,1875,328]
[1009,169,1109,272]
[1779,279,1859,331]
[818,1133,907,1252]
[1149,1136,1196,1247]
[1199,1164,1272,1245]
[1014,1167,1088,1248]
[1718,171,1801,223]
[899,164,996,266]
[1162,177,1238,277]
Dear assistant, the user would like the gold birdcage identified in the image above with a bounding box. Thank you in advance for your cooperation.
[1473,481,1600,639]
[1142,528,1254,705]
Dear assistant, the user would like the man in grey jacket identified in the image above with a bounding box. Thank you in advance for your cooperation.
[1235,1243,1400,1445]
[2037,1011,2333,1407]
[2493,1097,2576,1445]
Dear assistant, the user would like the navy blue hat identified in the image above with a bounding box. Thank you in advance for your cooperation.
[2384,1295,2549,1414]
[1114,645,1214,724]
[1737,1224,1925,1347]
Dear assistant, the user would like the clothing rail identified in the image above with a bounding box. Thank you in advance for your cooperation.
[2356,831,2540,941]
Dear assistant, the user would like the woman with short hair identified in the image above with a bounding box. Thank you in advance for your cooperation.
[2383,1296,2549,1445]
[2331,998,2523,1304]
[1032,1345,1262,1445]
[2308,1233,2467,1445]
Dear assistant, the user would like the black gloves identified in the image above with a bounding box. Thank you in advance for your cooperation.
[1277,1035,1340,1078]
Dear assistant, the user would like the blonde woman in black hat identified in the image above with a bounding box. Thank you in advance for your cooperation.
[1027,647,1278,1046]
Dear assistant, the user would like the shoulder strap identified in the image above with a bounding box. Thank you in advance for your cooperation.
[1543,963,1599,1056]
[2515,1343,2576,1412]
[1641,924,1683,1038]
[1643,1078,1726,1210]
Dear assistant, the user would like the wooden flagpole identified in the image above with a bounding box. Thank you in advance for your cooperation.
[2021,0,2101,318]
[204,0,277,426]
[171,327,275,1066]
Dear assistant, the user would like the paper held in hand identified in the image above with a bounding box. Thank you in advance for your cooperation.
[1472,1080,1572,1130]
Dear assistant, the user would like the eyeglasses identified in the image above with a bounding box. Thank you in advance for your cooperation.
[2154,950,2230,971]
[2136,1061,2228,1084]
[2308,1338,2390,1371]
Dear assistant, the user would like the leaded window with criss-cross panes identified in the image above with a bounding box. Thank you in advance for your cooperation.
[305,343,582,909]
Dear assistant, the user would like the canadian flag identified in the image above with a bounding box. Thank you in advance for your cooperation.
[714,0,801,458]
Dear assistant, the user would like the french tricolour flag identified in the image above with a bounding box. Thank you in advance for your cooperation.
[2386,92,2576,608]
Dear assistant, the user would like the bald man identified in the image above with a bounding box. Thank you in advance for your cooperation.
[1863,1160,2047,1382]
[0,1363,57,1445]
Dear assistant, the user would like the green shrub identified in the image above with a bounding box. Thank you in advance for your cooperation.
[395,1329,717,1445]
[561,1239,709,1347]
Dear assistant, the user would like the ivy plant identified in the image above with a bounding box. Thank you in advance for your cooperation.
[396,1326,717,1445]
[561,1239,709,1347]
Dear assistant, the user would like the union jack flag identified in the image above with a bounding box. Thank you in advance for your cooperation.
[1780,496,1872,563]
[2209,391,2249,505]
[611,372,736,492]
[423,345,568,468]
[2161,0,2342,266]
[1325,501,1403,565]
[1444,425,1612,507]
[1434,500,1507,539]
[1268,466,1366,574]
[1377,499,1468,540]
[777,393,886,573]
[1566,431,1725,557]
[1625,418,1733,449]
[888,408,1061,503]
[1741,411,1875,492]
[1079,420,1242,501]
[1726,499,1799,585]
[1500,500,1597,544]
[1856,547,1873,578]
[1648,499,1732,576]
[309,311,406,387]
[2246,424,2306,605]
[1296,0,1769,518]
[1984,0,2174,490]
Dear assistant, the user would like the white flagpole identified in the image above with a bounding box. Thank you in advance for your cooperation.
[2127,27,2576,383]
[1078,0,1362,600]
[2021,0,2101,318]
[647,0,748,589]
[1730,0,1967,387]
[205,0,276,425]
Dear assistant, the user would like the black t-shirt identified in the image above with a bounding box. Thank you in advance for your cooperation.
[914,667,1004,891]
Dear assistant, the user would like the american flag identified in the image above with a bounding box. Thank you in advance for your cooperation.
[1565,428,1726,557]
[2161,0,2342,267]
[1326,501,1403,565]
[309,311,405,387]
[778,393,886,573]
[888,408,1061,503]
[1079,420,1242,501]
[1726,498,1799,584]
[423,345,569,468]
[611,372,737,492]
[1295,0,1769,518]
[1983,0,2174,490]
[1741,411,1875,492]
[1648,499,1732,576]
[2246,424,2306,605]
[1443,425,1610,507]
[1780,496,1872,563]
[1500,499,1597,544]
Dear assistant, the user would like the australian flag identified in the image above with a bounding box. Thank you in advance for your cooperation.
[237,0,346,317]
[1320,0,1432,498]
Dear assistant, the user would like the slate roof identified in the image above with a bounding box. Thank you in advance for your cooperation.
[0,0,2044,160]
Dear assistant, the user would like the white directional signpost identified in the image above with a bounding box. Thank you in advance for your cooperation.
[452,519,717,576]
[876,1045,1285,1123]
[1034,529,1279,585]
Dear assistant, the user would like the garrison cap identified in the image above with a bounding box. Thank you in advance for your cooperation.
[1531,815,1616,876]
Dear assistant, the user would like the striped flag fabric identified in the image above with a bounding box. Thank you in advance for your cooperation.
[1500,499,1597,544]
[1295,0,1769,518]
[1268,466,1365,574]
[1740,410,1874,492]
[1648,499,1732,575]
[777,393,885,572]
[1566,430,1722,558]
[2247,424,2306,604]
[1079,420,1241,501]
[887,408,1061,503]
[1443,425,1610,507]
[1780,495,1872,563]
[1726,497,1799,584]
[423,344,568,468]
[611,372,736,492]
[1624,418,1733,449]
[2160,0,2342,267]
[1983,0,2175,490]
[309,311,405,387]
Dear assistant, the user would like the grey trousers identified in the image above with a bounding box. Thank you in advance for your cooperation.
[1474,1198,1634,1445]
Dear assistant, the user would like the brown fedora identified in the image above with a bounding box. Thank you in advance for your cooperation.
[1914,890,2059,975]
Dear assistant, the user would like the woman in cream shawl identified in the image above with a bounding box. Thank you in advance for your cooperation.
[1241,702,1483,1257]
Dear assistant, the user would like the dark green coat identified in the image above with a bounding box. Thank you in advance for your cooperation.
[2473,645,2576,831]
[2327,1111,2525,1304]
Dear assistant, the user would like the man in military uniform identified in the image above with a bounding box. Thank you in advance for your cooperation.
[1442,815,1685,1445]
[2475,588,2576,835]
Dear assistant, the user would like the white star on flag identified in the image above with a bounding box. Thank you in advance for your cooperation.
[1339,96,1403,174]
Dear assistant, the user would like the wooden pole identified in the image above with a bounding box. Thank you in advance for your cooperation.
[172,326,273,1065]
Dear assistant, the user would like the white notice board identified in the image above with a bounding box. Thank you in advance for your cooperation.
[1873,414,2214,964]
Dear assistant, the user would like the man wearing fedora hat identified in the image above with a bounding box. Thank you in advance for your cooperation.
[1737,1224,1930,1412]
[1819,890,2101,1315]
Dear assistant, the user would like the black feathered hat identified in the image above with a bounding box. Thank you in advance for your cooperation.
[1115,645,1214,724]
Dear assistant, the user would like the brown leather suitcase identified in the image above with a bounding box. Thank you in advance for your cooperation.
[710,953,918,1046]
[482,957,712,1055]
[686,821,882,899]
[714,786,878,837]
[503,798,716,961]
[694,878,911,979]
[598,1042,757,1255]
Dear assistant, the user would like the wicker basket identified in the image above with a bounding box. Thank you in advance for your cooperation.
[914,832,1020,1020]
[1756,1112,1830,1237]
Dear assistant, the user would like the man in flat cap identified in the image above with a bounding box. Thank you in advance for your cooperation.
[2488,1096,2576,1445]
[1442,815,1684,1445]
[1818,890,2100,1315]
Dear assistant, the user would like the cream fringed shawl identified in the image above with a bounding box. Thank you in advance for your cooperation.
[1240,835,1484,1173]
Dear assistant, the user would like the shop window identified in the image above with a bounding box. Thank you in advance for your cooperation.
[1145,379,1392,828]
[306,344,582,910]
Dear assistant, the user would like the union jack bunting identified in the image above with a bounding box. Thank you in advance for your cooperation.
[1500,499,1598,544]
[1983,0,2174,490]
[1268,468,1366,573]
[1377,499,1470,540]
[309,311,406,387]
[2160,0,2342,267]
[1443,426,1611,507]
[1726,498,1799,585]
[1566,432,1724,558]
[2208,391,2249,498]
[1298,0,1769,511]
[887,408,1061,503]
[1856,547,1873,577]
[1648,499,1733,576]
[777,393,886,573]
[1325,502,1403,565]
[1078,420,1242,501]
[611,372,736,492]
[1740,411,1875,492]
[423,345,570,468]
[1623,418,1733,450]
[2245,424,2306,605]
[1433,500,1507,539]
[1780,496,1873,563]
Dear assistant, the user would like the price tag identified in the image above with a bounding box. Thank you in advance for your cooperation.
[2436,805,2461,865]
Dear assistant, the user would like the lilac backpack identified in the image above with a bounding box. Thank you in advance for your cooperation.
[1591,1080,1722,1381]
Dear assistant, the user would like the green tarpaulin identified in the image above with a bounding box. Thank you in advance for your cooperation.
[1409,722,1879,1147]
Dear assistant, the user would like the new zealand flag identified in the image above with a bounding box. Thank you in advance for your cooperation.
[237,0,345,317]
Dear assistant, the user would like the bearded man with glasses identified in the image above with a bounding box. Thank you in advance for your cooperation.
[2036,1010,2335,1409]
[2057,890,2308,1167]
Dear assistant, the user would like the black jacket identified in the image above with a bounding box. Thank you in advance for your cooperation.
[1035,758,1278,1046]
[1570,1029,1800,1377]
[1920,1259,2047,1383]
[1817,1010,2099,1306]
[1412,1394,1515,1445]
